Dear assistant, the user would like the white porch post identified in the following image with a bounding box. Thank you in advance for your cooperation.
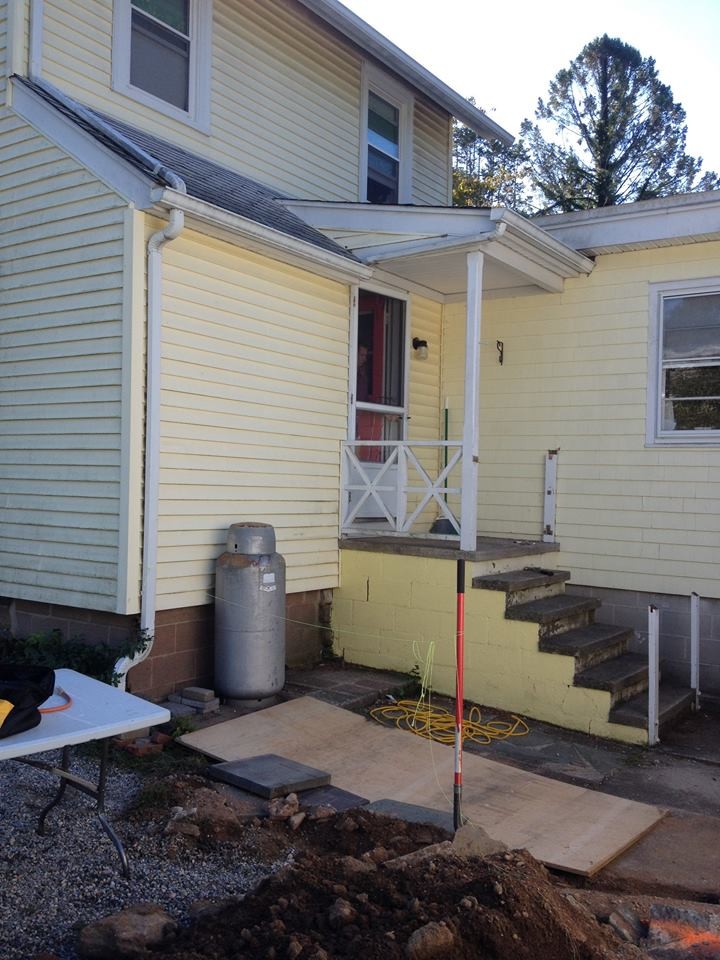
[460,251,484,551]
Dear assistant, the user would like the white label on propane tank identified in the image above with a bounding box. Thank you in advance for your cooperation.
[263,573,275,584]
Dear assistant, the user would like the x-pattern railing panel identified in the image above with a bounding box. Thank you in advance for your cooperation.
[342,440,462,537]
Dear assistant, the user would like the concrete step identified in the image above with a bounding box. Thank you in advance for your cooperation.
[609,684,694,733]
[539,623,633,670]
[472,568,571,607]
[506,595,600,636]
[472,568,571,593]
[574,653,649,706]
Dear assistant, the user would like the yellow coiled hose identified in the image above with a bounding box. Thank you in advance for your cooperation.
[369,699,529,746]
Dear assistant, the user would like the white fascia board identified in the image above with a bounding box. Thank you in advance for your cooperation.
[537,191,720,253]
[358,223,589,289]
[284,199,496,236]
[295,0,513,144]
[154,189,373,284]
[10,78,156,208]
[360,229,500,263]
[490,207,594,276]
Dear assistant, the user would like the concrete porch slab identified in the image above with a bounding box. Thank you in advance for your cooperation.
[340,534,560,561]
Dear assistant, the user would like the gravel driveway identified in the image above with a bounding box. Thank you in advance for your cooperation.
[0,751,279,959]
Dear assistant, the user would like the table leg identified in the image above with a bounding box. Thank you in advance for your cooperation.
[37,745,70,836]
[18,740,131,878]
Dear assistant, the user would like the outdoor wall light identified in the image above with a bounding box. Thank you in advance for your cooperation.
[412,337,429,360]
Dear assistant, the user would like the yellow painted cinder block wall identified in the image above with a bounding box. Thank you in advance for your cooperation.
[334,548,647,744]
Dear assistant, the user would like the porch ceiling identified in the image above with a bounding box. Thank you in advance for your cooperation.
[284,202,594,300]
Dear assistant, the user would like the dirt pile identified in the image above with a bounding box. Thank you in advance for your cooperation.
[145,803,642,960]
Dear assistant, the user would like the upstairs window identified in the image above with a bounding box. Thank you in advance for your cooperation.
[360,64,413,204]
[113,0,212,129]
[648,280,720,444]
[130,1,191,111]
[367,92,400,204]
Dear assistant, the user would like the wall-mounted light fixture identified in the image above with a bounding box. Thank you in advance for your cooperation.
[412,337,429,360]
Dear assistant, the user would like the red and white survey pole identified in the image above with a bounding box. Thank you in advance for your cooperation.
[454,558,465,831]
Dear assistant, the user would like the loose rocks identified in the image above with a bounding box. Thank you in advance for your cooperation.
[77,904,178,958]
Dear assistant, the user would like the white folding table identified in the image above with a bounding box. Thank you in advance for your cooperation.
[0,669,171,876]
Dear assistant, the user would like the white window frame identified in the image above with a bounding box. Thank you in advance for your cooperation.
[359,62,414,205]
[647,277,720,446]
[112,0,212,132]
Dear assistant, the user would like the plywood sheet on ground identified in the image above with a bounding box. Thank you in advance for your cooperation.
[180,697,664,876]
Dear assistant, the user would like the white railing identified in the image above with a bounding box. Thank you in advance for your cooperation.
[341,440,463,537]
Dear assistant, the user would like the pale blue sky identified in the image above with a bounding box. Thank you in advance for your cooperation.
[342,0,720,174]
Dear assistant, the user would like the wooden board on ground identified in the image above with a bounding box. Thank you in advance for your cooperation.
[179,697,664,876]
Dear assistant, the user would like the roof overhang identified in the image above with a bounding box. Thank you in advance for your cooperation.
[537,190,720,256]
[295,0,513,145]
[285,201,593,299]
[153,189,372,285]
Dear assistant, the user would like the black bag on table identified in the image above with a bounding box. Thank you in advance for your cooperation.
[0,664,56,739]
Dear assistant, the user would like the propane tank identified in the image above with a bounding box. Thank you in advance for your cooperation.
[214,522,286,702]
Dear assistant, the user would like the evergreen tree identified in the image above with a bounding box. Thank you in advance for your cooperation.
[522,35,719,212]
[452,101,530,212]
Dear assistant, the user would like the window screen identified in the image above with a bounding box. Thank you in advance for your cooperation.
[367,91,399,204]
[660,292,720,433]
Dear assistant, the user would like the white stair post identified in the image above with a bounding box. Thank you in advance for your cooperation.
[690,592,700,711]
[648,605,660,746]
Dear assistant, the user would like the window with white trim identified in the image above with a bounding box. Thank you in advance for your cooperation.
[360,65,413,204]
[648,279,720,444]
[112,0,211,129]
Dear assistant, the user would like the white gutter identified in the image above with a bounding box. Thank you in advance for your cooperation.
[154,188,372,284]
[360,228,506,263]
[114,175,187,689]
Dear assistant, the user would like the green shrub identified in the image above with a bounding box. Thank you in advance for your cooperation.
[0,627,149,685]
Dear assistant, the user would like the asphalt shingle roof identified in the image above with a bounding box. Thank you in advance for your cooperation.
[18,78,358,262]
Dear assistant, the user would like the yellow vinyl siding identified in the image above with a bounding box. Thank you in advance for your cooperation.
[442,241,720,599]
[405,294,443,525]
[413,98,451,206]
[156,227,350,609]
[0,113,128,610]
[40,0,452,205]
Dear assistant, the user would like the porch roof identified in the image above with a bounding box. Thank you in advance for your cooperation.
[283,201,594,299]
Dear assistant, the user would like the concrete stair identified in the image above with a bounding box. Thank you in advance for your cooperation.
[472,567,693,742]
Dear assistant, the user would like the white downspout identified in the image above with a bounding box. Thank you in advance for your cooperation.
[114,177,186,688]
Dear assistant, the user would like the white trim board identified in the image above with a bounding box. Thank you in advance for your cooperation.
[539,190,720,255]
[645,276,720,448]
[111,0,213,133]
[10,78,156,208]
[360,61,413,204]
